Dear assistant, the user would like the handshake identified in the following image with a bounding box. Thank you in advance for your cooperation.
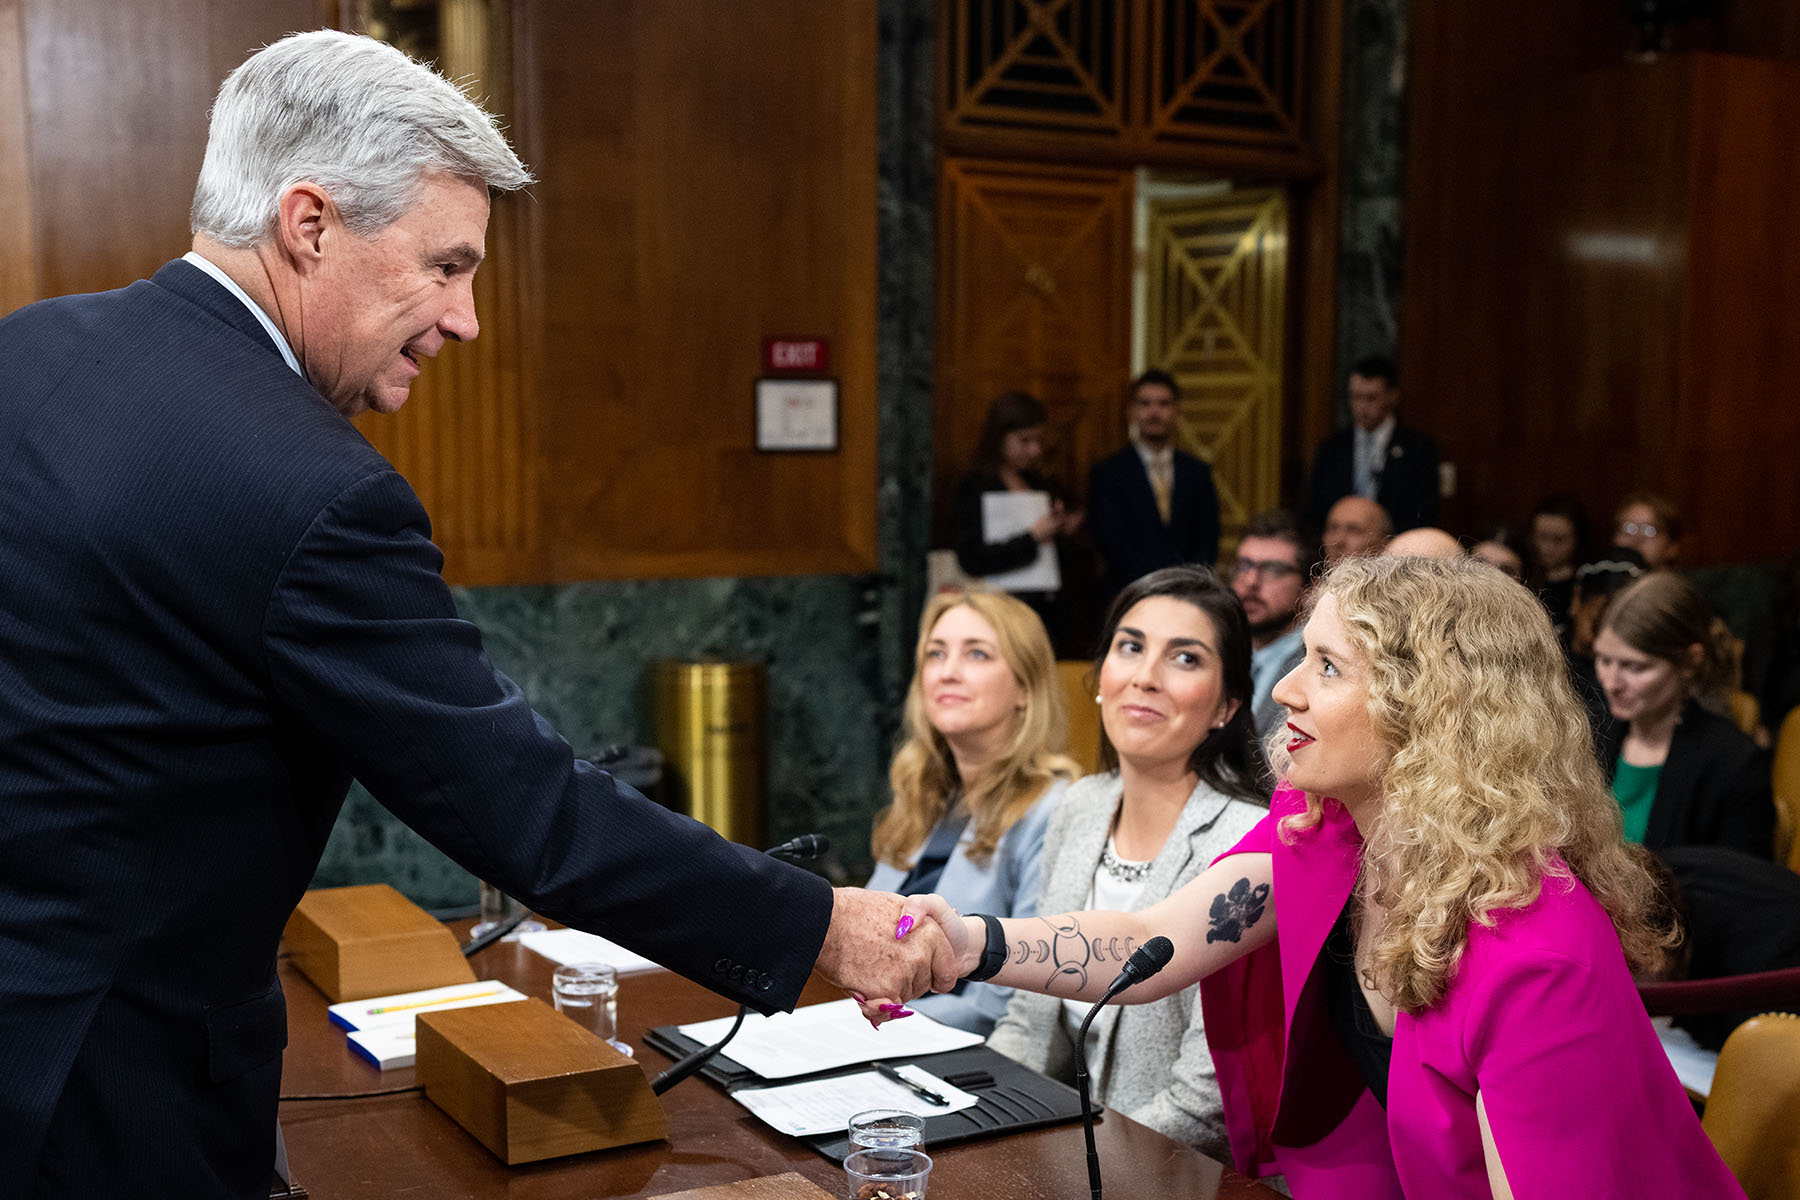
[814,890,974,1024]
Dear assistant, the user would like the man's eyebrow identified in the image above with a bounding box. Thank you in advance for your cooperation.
[438,243,484,267]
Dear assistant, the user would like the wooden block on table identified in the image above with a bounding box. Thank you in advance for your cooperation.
[283,884,476,1003]
[649,1174,839,1200]
[416,997,670,1164]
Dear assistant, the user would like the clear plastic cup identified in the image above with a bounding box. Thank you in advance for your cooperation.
[844,1147,931,1199]
[846,1107,926,1151]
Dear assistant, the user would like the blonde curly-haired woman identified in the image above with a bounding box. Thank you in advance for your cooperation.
[872,556,1741,1198]
[864,588,1078,1034]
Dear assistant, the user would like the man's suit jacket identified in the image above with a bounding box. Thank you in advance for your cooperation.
[1597,700,1775,857]
[0,261,833,1197]
[1087,446,1220,600]
[1301,423,1439,533]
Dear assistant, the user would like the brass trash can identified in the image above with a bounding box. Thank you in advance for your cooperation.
[655,661,767,846]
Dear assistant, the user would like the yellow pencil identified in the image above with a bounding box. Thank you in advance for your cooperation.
[366,986,503,1015]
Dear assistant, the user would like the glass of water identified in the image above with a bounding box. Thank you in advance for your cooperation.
[847,1108,926,1152]
[471,881,545,940]
[551,962,631,1056]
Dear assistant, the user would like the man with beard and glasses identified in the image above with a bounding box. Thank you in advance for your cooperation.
[1231,509,1317,741]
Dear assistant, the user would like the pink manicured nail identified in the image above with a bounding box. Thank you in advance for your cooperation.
[868,1018,881,1030]
[895,915,915,939]
[878,1003,905,1013]
[892,1009,915,1018]
[850,992,866,1003]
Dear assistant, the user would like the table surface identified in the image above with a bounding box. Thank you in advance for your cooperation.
[277,928,1279,1199]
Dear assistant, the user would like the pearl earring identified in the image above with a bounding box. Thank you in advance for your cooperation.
[1094,693,1103,704]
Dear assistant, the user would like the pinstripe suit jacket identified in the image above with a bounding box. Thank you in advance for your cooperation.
[0,261,832,1197]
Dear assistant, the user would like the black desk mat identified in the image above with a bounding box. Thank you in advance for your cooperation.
[643,1029,1092,1161]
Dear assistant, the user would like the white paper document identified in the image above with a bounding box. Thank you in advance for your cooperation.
[676,998,983,1080]
[346,1026,418,1071]
[518,927,660,975]
[731,1065,978,1138]
[327,980,528,1033]
[980,490,1059,591]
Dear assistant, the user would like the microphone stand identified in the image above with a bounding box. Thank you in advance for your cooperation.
[650,833,831,1096]
[1073,936,1175,1200]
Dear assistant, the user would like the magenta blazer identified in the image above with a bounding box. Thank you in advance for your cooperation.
[1198,785,1744,1198]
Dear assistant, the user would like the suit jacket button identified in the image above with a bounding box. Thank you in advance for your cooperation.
[756,972,773,991]
[713,957,732,975]
[728,964,745,983]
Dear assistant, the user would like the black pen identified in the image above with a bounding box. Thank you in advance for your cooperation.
[876,1062,948,1106]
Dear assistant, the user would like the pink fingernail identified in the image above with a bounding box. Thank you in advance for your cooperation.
[878,1003,905,1014]
[895,915,915,939]
[850,992,866,1003]
[892,1009,915,1018]
[868,1018,881,1030]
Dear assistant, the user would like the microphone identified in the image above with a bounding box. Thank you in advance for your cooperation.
[650,833,832,1094]
[1075,936,1175,1200]
[764,833,830,861]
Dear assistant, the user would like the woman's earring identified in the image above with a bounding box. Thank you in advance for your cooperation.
[1094,693,1103,704]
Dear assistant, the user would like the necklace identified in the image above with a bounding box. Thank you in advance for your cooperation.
[1099,838,1153,883]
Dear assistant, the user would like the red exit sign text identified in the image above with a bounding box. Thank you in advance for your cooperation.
[763,337,830,373]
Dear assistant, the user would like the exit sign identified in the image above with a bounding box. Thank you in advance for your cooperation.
[763,337,830,374]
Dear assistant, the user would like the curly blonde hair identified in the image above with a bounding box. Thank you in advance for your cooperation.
[872,590,1079,870]
[1272,556,1676,1012]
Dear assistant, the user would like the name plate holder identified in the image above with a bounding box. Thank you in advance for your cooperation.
[283,883,476,1002]
[417,998,670,1164]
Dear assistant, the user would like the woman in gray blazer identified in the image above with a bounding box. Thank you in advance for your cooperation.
[866,589,1079,1034]
[987,566,1267,1160]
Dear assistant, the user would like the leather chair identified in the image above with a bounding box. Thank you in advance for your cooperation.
[1774,709,1800,871]
[1701,1012,1800,1198]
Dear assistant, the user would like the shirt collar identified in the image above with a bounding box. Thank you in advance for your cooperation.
[181,251,303,378]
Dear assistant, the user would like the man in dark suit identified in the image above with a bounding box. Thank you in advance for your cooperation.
[1301,354,1440,533]
[0,32,950,1198]
[1088,369,1221,603]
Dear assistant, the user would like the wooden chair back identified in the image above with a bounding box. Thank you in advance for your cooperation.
[1702,1012,1800,1198]
[1774,709,1800,871]
[1057,661,1102,776]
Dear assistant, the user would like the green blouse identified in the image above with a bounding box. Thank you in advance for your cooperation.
[1611,757,1663,845]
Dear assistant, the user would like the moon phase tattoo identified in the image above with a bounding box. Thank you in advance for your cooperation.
[1009,915,1138,992]
[1207,877,1272,943]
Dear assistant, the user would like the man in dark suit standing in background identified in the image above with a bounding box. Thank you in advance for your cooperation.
[1088,369,1222,603]
[0,32,951,1198]
[1302,354,1440,533]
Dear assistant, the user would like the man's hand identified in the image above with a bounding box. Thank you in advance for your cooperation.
[814,888,961,1004]
[851,894,978,1026]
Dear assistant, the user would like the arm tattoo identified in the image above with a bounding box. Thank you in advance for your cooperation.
[1207,878,1272,943]
[1009,916,1137,992]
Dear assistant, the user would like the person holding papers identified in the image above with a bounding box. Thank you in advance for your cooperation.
[986,565,1265,1160]
[866,590,1078,1035]
[950,391,1082,644]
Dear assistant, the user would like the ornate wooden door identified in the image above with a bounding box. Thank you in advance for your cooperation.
[1141,185,1287,544]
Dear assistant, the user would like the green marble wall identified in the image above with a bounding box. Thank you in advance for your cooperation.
[311,0,939,909]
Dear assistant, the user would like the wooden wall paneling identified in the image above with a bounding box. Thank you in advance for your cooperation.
[1287,0,1340,508]
[0,0,37,318]
[515,0,879,581]
[1680,54,1800,563]
[933,157,1134,547]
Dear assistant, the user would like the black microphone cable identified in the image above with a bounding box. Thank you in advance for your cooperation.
[649,833,832,1095]
[1074,935,1176,1200]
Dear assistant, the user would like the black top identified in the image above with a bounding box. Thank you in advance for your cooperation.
[1595,699,1775,858]
[1322,899,1393,1108]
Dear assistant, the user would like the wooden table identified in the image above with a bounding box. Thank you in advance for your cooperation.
[277,930,1278,1198]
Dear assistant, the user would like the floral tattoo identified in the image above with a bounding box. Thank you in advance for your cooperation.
[1207,878,1272,944]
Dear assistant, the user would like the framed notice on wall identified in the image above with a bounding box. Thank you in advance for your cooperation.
[754,378,839,452]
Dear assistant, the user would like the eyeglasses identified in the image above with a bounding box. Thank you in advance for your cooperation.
[1617,521,1661,539]
[1230,558,1302,581]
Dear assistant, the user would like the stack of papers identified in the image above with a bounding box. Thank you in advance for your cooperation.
[732,1065,979,1138]
[329,980,529,1070]
[676,998,983,1079]
[517,927,660,974]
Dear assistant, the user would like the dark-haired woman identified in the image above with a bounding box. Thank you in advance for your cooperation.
[986,566,1266,1160]
[950,391,1081,640]
[1594,571,1774,856]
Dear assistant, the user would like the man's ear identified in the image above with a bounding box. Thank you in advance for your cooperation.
[275,182,333,270]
